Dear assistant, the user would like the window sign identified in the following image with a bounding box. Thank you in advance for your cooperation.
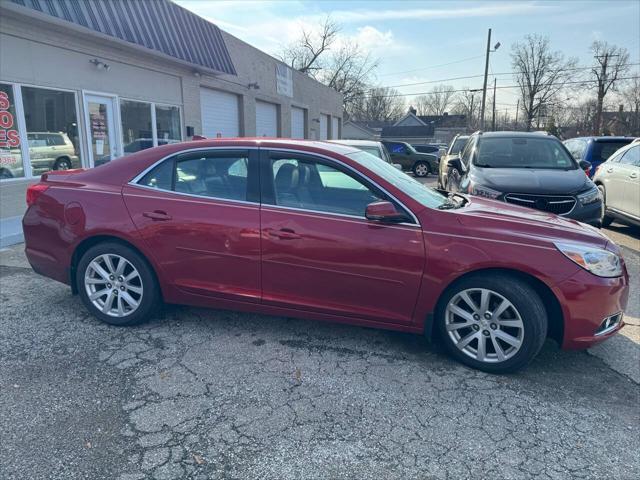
[276,64,293,97]
[0,84,24,179]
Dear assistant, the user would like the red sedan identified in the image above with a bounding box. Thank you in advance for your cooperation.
[22,139,629,373]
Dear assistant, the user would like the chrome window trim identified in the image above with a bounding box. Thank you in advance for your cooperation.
[128,145,421,227]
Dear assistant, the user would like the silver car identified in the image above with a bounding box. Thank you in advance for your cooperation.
[592,138,640,227]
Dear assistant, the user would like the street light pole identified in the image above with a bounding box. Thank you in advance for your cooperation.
[480,28,492,130]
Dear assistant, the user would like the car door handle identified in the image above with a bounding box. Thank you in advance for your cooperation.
[630,172,638,179]
[606,167,614,173]
[142,210,172,221]
[267,228,301,240]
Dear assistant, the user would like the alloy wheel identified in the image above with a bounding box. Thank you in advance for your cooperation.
[444,288,524,363]
[84,254,144,317]
[415,163,429,177]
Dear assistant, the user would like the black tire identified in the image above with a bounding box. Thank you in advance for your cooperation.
[413,161,430,177]
[435,273,548,374]
[76,242,161,326]
[597,185,614,227]
[0,168,13,179]
[446,168,461,193]
[53,157,72,170]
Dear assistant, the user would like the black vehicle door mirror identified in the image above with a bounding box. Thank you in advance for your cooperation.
[579,160,591,174]
[447,156,463,171]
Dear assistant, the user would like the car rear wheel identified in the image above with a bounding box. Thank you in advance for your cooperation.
[597,185,614,227]
[436,274,547,373]
[413,161,430,177]
[53,157,72,170]
[77,242,160,326]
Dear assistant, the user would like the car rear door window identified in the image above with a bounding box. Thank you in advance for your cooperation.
[619,145,639,166]
[268,156,382,217]
[138,152,250,201]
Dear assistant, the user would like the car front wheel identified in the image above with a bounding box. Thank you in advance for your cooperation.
[413,161,430,177]
[76,242,161,326]
[436,274,547,373]
[54,158,72,170]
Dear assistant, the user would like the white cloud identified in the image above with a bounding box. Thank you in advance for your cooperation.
[353,26,394,50]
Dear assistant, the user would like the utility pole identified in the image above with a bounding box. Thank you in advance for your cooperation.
[515,99,520,127]
[480,28,492,131]
[480,29,500,130]
[491,78,497,131]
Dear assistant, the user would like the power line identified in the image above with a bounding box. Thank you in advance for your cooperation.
[361,75,640,99]
[376,55,485,78]
[372,63,640,91]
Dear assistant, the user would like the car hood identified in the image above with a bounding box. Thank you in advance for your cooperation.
[471,167,591,194]
[444,195,610,249]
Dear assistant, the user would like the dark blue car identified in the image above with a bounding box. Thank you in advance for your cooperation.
[563,137,633,178]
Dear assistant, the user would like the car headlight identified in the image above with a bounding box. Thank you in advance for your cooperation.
[577,186,601,205]
[555,242,622,277]
[468,183,501,199]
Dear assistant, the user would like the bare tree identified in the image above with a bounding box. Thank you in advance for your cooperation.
[510,34,577,131]
[451,88,480,129]
[622,77,640,135]
[279,18,378,112]
[349,87,405,122]
[591,41,630,134]
[318,41,378,113]
[278,17,339,73]
[414,85,455,116]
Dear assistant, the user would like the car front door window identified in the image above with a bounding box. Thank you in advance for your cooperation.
[269,156,382,217]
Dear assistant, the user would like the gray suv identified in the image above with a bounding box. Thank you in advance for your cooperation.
[448,131,602,226]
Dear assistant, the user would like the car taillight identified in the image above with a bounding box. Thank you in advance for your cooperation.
[26,184,49,207]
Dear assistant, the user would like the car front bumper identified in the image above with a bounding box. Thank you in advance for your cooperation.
[554,268,629,350]
[563,199,603,226]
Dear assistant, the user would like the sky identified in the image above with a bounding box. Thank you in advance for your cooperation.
[176,0,640,116]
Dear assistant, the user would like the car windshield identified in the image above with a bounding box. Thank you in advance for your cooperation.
[450,137,468,154]
[474,137,577,169]
[593,140,633,163]
[346,151,448,209]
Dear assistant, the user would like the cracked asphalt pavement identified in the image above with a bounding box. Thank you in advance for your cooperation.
[1,208,639,479]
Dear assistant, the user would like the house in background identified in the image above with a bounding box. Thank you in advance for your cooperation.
[384,109,467,144]
[342,120,379,140]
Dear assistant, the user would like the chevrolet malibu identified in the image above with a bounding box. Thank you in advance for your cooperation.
[22,139,629,373]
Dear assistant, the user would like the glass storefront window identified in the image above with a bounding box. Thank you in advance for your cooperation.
[121,100,153,155]
[155,105,181,146]
[21,86,81,174]
[0,83,25,179]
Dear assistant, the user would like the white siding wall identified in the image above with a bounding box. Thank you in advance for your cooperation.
[255,100,278,137]
[200,88,240,138]
[291,106,305,139]
[331,116,340,139]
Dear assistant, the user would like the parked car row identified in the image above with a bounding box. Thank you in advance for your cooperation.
[436,132,639,228]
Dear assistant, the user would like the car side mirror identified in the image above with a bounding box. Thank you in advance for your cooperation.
[365,201,408,223]
[579,160,591,175]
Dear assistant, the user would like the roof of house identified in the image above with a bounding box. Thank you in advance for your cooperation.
[343,121,379,135]
[9,0,236,75]
[381,125,435,138]
[394,111,467,128]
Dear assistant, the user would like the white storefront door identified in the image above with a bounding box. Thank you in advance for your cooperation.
[83,94,119,167]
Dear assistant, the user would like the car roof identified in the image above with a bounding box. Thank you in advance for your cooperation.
[569,136,634,142]
[328,139,381,147]
[185,137,362,155]
[474,131,557,139]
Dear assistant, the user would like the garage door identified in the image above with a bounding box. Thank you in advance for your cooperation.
[320,114,329,140]
[200,88,239,138]
[256,101,278,137]
[291,106,305,139]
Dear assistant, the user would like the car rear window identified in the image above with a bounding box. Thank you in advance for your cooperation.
[475,137,577,169]
[592,140,633,163]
